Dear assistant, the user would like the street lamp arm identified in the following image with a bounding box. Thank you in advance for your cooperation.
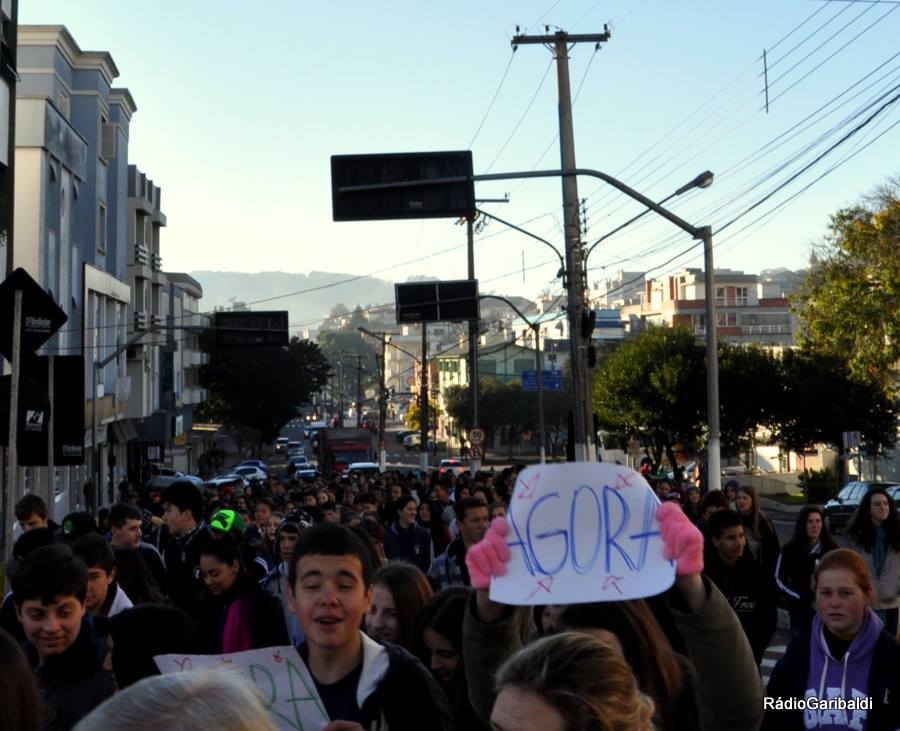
[475,209,566,273]
[479,294,538,333]
[473,169,705,239]
[358,326,421,364]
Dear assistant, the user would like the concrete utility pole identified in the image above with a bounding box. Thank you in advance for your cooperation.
[512,28,610,462]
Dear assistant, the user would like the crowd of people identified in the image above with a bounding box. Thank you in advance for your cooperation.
[2,461,900,730]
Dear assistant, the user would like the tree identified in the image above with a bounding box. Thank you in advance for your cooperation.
[717,342,780,458]
[793,183,900,393]
[772,347,898,457]
[592,326,706,472]
[198,337,330,445]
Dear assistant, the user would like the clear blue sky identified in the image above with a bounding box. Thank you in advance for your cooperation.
[19,1,900,307]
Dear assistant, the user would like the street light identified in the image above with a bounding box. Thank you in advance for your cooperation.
[480,295,548,464]
[474,167,719,490]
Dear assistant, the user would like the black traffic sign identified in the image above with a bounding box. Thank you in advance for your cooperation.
[0,268,67,361]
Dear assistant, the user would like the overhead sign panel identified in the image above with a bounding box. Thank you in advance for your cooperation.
[209,311,289,347]
[395,280,480,324]
[331,151,475,221]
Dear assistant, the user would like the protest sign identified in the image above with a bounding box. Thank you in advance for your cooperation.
[155,645,329,731]
[489,462,676,605]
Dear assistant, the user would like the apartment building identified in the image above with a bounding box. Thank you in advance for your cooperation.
[619,267,797,348]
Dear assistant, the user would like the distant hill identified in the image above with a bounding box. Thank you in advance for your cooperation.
[188,270,397,335]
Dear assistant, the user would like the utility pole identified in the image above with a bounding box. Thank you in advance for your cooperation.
[512,27,610,462]
[467,215,480,472]
[420,325,429,471]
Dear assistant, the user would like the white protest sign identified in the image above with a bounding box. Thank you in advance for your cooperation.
[155,645,329,731]
[490,462,676,605]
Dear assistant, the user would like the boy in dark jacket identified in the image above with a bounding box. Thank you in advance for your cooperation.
[704,509,777,665]
[11,543,115,730]
[287,523,454,730]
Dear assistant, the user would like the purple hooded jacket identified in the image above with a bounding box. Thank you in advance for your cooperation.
[803,609,882,729]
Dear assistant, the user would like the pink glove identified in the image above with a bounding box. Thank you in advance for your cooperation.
[466,517,512,590]
[656,502,704,576]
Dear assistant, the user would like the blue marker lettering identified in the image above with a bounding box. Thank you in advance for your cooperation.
[604,485,637,572]
[570,484,603,575]
[528,492,568,576]
[627,491,662,571]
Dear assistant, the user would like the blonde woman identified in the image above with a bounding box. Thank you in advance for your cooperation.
[491,631,656,731]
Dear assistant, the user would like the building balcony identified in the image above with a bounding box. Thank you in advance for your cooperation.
[182,386,208,405]
[133,310,150,331]
[187,350,209,367]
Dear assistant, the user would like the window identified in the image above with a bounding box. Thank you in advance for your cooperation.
[716,312,737,327]
[715,286,726,306]
[98,202,108,254]
[735,286,749,306]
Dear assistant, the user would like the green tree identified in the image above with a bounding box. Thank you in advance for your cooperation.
[592,326,706,472]
[793,183,900,393]
[198,337,330,445]
[717,342,780,458]
[772,348,898,457]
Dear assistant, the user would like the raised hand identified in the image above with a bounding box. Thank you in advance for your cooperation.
[466,516,512,590]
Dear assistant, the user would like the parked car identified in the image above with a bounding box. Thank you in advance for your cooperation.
[824,480,900,533]
[403,433,436,452]
[205,473,249,491]
[146,464,204,490]
[233,465,268,482]
[235,459,268,472]
[395,429,416,444]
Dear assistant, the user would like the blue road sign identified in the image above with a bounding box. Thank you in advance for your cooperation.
[522,370,563,391]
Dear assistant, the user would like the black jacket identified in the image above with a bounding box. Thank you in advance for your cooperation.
[163,522,213,616]
[195,573,288,654]
[383,522,433,573]
[704,549,777,664]
[298,633,455,731]
[24,615,115,731]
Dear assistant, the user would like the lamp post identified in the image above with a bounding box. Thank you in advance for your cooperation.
[480,295,547,464]
[475,167,719,489]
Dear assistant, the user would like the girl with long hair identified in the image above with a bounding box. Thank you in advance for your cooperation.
[845,486,900,636]
[734,483,781,575]
[196,535,288,653]
[365,562,433,652]
[775,505,838,636]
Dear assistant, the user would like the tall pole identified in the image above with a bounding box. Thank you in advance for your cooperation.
[4,291,23,560]
[377,338,386,470]
[467,215,480,471]
[535,323,546,464]
[701,226,722,491]
[420,326,429,471]
[355,355,363,428]
[512,29,610,462]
